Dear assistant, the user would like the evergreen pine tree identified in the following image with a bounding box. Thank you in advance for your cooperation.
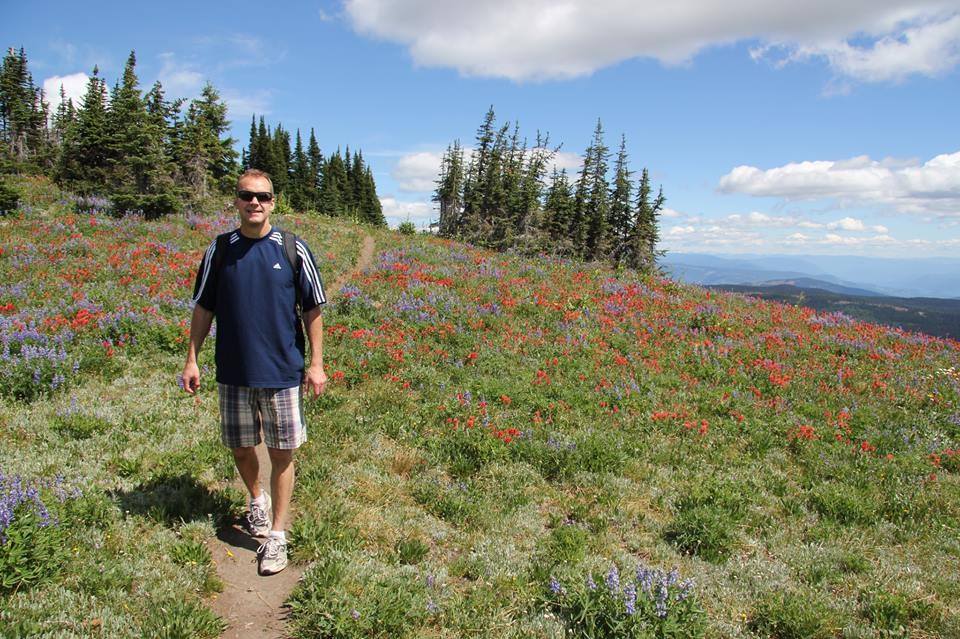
[0,47,49,171]
[57,66,110,193]
[270,123,290,194]
[608,134,633,264]
[570,137,594,258]
[362,165,384,226]
[318,149,347,215]
[517,132,552,239]
[245,115,258,169]
[544,167,574,249]
[628,168,666,272]
[50,84,75,148]
[106,51,178,216]
[306,129,322,210]
[177,84,237,199]
[584,119,610,261]
[288,129,309,210]
[434,140,465,237]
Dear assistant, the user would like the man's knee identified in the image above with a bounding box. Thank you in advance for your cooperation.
[267,447,294,467]
[232,446,257,461]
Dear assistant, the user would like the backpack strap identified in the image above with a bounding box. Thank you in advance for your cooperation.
[279,229,303,312]
[213,232,229,278]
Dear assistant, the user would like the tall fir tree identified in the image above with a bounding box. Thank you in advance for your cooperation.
[50,84,75,148]
[270,123,290,194]
[434,140,465,237]
[608,134,633,264]
[544,167,574,248]
[106,51,178,216]
[570,134,595,258]
[584,119,611,261]
[57,66,110,193]
[306,129,323,210]
[0,47,49,171]
[289,129,310,211]
[628,168,666,272]
[177,83,237,200]
[362,165,384,225]
[517,132,552,239]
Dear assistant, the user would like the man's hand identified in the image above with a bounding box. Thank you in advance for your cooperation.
[303,364,328,398]
[181,361,201,394]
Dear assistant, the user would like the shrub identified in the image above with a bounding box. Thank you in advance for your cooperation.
[397,220,416,235]
[0,474,82,593]
[749,591,840,639]
[547,562,706,639]
[289,500,359,562]
[663,505,737,563]
[663,476,746,562]
[861,588,933,632]
[0,182,19,214]
[140,598,225,639]
[809,483,875,525]
[289,556,430,639]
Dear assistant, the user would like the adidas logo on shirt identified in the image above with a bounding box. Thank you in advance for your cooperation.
[273,263,282,270]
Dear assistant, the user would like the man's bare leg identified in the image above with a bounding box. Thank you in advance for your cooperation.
[232,446,263,499]
[267,447,294,531]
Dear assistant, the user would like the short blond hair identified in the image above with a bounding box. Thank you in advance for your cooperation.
[236,168,274,193]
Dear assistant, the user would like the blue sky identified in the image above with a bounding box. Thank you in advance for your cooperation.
[5,0,959,257]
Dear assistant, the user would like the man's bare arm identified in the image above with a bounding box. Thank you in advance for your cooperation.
[181,304,214,394]
[302,306,327,397]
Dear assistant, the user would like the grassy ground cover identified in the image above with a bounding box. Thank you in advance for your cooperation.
[0,176,365,637]
[1,175,958,637]
[288,230,959,638]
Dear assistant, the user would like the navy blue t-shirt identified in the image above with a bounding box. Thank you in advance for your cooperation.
[192,229,326,387]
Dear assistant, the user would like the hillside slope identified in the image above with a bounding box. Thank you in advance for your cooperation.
[2,178,959,638]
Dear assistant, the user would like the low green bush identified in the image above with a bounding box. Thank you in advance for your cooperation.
[547,562,706,639]
[749,591,842,639]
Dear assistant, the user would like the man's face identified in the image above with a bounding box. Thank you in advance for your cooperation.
[235,176,275,228]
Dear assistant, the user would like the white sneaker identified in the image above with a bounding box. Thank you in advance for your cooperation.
[257,536,288,575]
[244,492,272,538]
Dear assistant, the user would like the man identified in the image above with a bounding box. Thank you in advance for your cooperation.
[181,168,327,576]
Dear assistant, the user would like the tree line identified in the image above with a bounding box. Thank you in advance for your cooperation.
[434,107,664,271]
[0,46,383,224]
[244,117,383,225]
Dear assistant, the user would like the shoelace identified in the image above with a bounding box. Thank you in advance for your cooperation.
[247,503,270,527]
[257,538,285,559]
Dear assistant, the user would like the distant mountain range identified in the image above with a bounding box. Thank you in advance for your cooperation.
[705,284,960,340]
[662,253,960,299]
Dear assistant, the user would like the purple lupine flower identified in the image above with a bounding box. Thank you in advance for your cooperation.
[605,565,620,594]
[549,576,564,595]
[624,582,637,615]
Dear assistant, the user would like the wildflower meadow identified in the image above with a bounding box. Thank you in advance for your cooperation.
[1,175,958,637]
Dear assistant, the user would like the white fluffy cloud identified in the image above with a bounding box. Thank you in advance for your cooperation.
[380,197,436,227]
[393,151,444,192]
[344,0,960,82]
[42,73,88,115]
[773,12,960,83]
[719,150,960,216]
[158,53,204,96]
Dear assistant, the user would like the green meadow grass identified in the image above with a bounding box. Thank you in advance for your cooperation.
[1,175,958,638]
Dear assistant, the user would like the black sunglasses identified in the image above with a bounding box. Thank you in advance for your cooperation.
[237,190,274,202]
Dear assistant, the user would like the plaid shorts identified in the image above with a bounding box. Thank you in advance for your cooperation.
[218,384,307,450]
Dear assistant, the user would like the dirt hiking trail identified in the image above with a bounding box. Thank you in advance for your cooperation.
[208,234,376,639]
